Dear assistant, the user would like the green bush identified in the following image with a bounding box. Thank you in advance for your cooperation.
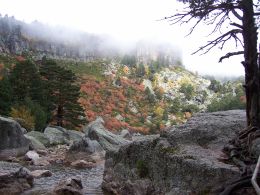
[179,83,194,101]
[169,98,181,114]
[10,105,35,131]
[25,99,47,132]
[207,94,245,112]
[181,104,200,113]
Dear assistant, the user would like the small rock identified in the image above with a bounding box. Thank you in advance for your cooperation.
[120,129,132,140]
[0,167,34,195]
[37,149,48,156]
[6,156,20,163]
[25,150,39,162]
[33,157,50,166]
[31,170,52,178]
[71,160,95,169]
[21,127,27,134]
[53,176,83,195]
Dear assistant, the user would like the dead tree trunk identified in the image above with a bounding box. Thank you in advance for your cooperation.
[241,0,260,127]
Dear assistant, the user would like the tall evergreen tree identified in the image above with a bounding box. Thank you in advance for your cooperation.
[9,59,43,104]
[40,58,85,129]
[0,76,13,115]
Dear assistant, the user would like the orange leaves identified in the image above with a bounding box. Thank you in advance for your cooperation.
[85,110,96,121]
[15,56,25,62]
[79,76,153,133]
[105,117,129,131]
[0,63,4,70]
[240,95,246,103]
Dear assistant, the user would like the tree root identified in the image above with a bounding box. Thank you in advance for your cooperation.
[219,175,256,195]
[220,127,260,194]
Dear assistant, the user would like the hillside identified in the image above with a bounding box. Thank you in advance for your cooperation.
[0,15,246,134]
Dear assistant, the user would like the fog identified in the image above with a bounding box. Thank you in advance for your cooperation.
[0,0,245,76]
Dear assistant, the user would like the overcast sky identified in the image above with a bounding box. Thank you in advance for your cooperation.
[0,0,245,76]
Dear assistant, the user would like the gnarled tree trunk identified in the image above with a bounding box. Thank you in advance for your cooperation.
[241,0,260,127]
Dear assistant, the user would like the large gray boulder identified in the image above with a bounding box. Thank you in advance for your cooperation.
[84,117,129,152]
[102,110,246,194]
[66,137,105,164]
[44,126,70,145]
[24,135,46,150]
[0,117,30,159]
[69,137,104,154]
[67,130,85,142]
[26,131,50,147]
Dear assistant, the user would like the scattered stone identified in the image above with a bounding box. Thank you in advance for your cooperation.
[30,170,52,178]
[53,176,83,195]
[21,127,27,134]
[36,149,48,156]
[26,131,51,147]
[0,166,33,195]
[71,160,95,169]
[33,158,50,166]
[0,116,30,160]
[44,126,70,146]
[25,150,39,162]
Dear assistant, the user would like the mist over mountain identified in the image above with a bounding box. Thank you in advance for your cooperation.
[0,14,182,65]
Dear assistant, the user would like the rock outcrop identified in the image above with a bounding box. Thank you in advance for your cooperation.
[0,116,30,159]
[66,137,105,164]
[102,110,246,194]
[53,176,83,195]
[84,117,129,152]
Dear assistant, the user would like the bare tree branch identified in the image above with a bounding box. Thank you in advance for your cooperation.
[231,9,243,20]
[254,12,260,16]
[230,22,243,29]
[219,51,244,62]
[192,29,242,55]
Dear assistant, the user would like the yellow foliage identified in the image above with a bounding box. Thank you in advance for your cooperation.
[123,66,130,74]
[154,106,164,117]
[179,76,193,86]
[10,106,35,131]
[184,112,192,119]
[144,64,149,75]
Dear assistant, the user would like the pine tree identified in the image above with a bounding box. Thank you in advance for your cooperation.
[0,76,13,115]
[9,59,43,104]
[40,58,85,129]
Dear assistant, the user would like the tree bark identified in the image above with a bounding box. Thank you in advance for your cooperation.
[241,0,260,127]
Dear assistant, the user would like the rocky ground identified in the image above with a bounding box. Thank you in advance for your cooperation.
[102,110,247,195]
[1,110,253,195]
[0,115,131,195]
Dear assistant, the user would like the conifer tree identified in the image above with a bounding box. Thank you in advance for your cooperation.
[0,76,12,115]
[9,59,43,104]
[40,58,85,129]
